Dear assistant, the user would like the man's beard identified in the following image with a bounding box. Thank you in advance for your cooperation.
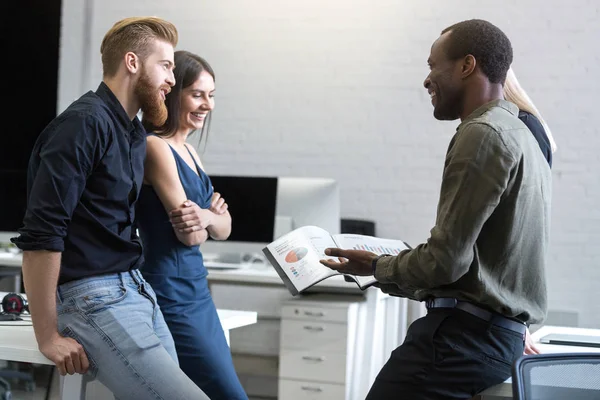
[433,89,463,121]
[135,68,168,127]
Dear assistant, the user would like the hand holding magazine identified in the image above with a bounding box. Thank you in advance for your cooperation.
[262,225,410,296]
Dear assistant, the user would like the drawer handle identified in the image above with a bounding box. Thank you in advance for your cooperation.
[303,325,324,332]
[304,311,324,317]
[302,356,325,362]
[301,386,323,392]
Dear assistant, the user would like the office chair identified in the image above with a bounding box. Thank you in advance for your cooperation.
[512,353,600,400]
[0,376,11,400]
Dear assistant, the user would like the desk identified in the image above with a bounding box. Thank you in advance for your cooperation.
[207,265,419,400]
[206,263,373,293]
[0,291,257,400]
[478,325,600,400]
[0,252,21,267]
[1,253,365,294]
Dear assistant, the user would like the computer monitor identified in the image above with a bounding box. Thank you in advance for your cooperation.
[201,175,340,265]
[202,175,278,262]
[276,177,340,235]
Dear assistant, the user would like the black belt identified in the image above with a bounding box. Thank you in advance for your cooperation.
[425,298,526,336]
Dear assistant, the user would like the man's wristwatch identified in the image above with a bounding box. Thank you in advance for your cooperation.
[372,254,392,274]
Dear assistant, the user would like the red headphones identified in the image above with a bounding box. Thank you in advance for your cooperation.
[1,292,29,315]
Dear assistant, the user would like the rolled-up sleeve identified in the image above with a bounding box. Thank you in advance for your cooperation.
[374,122,517,297]
[11,114,104,252]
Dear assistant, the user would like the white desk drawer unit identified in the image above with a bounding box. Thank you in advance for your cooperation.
[278,295,363,400]
[280,319,347,353]
[280,303,349,323]
[210,277,402,400]
[280,350,347,383]
[279,379,346,399]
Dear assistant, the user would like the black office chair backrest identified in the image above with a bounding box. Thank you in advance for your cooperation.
[512,353,600,400]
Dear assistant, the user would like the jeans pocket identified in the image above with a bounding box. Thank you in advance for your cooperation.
[73,285,128,314]
[60,326,98,380]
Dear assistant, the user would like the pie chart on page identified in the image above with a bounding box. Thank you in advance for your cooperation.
[285,247,308,263]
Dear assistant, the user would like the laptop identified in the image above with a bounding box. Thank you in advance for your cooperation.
[539,333,600,348]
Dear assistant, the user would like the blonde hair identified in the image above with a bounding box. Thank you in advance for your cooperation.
[504,68,557,153]
[100,16,178,78]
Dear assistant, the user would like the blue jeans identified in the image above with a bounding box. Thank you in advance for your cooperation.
[56,269,209,400]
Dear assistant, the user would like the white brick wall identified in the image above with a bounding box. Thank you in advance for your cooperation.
[59,0,600,327]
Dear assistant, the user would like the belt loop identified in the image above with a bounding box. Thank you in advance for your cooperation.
[135,269,144,283]
[128,269,140,286]
[129,269,145,295]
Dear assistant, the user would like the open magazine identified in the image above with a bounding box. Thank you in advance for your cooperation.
[262,225,410,296]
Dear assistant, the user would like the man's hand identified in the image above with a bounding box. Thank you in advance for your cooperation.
[524,327,541,355]
[319,248,378,276]
[210,192,228,215]
[39,334,89,376]
[169,200,212,233]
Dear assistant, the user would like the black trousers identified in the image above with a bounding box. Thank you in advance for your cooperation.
[365,308,525,400]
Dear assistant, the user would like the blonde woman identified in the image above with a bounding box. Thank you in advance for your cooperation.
[505,68,556,357]
[504,68,557,166]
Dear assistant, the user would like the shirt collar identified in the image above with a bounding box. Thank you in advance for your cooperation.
[95,82,145,137]
[457,99,519,130]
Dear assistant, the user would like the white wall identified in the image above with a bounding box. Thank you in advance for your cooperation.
[59,0,600,327]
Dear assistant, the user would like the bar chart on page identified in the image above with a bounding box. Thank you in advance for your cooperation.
[334,234,410,256]
[352,244,403,254]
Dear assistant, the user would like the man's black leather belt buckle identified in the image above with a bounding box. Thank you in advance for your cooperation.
[425,298,457,309]
[425,297,526,336]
